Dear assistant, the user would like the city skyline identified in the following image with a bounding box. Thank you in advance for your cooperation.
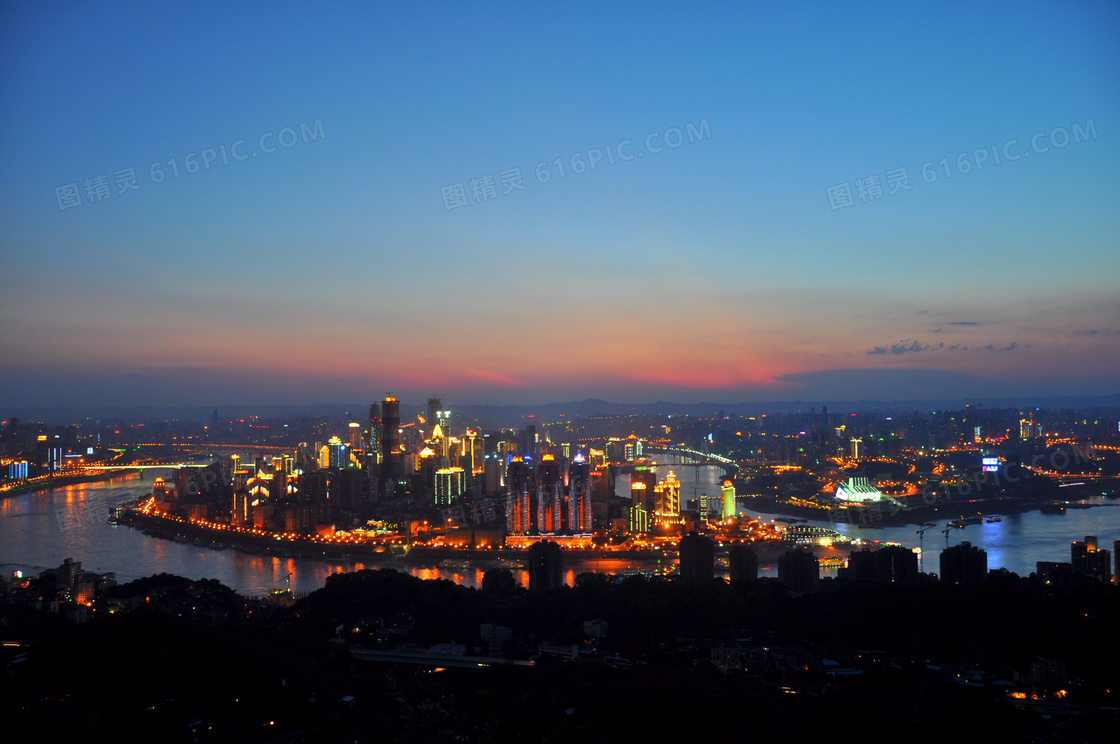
[2,3,1118,409]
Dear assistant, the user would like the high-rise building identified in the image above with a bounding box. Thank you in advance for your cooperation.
[678,532,714,581]
[527,540,563,591]
[721,481,736,521]
[58,557,81,591]
[232,488,252,527]
[381,396,401,478]
[484,456,502,496]
[348,422,362,450]
[568,460,592,533]
[537,454,562,533]
[588,448,605,469]
[1115,540,1120,585]
[427,396,441,437]
[629,481,650,534]
[367,403,382,462]
[728,544,758,582]
[1072,536,1112,582]
[327,436,347,468]
[338,467,365,512]
[522,425,537,460]
[462,429,483,475]
[778,548,820,592]
[631,464,656,493]
[653,470,683,530]
[629,500,649,535]
[940,541,987,584]
[505,457,532,535]
[844,546,919,583]
[850,438,863,459]
[434,467,465,507]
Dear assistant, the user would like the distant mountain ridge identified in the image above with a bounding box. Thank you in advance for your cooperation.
[6,394,1119,427]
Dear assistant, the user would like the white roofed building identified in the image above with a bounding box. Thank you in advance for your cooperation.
[836,476,882,503]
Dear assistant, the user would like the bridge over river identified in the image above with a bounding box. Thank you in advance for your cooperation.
[639,444,738,478]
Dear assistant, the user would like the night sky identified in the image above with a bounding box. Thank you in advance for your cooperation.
[2,2,1117,407]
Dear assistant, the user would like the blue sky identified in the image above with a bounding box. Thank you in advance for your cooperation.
[1,1,1118,407]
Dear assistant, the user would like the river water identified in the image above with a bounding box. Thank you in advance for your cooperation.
[1,462,1116,595]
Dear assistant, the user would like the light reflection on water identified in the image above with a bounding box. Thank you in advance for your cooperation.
[1,467,1116,595]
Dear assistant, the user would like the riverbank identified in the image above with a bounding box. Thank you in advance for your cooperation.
[118,507,816,571]
[117,508,397,561]
[742,485,1120,527]
[0,468,141,500]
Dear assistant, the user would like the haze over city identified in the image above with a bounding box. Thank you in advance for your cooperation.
[4,6,1120,741]
[2,2,1117,410]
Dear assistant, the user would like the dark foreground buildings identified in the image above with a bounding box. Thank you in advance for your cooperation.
[940,541,988,585]
[778,548,819,592]
[527,540,563,590]
[678,532,714,581]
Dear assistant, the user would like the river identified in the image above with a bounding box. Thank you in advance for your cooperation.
[1,461,1116,595]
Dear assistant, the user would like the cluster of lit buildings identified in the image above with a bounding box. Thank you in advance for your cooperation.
[504,453,592,537]
[626,466,734,535]
[124,394,758,550]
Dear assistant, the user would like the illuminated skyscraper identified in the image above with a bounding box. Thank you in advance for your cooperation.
[568,460,592,533]
[537,454,561,534]
[629,481,650,534]
[505,457,532,534]
[631,464,656,494]
[348,422,362,450]
[327,436,346,468]
[382,396,401,477]
[653,470,683,529]
[232,488,251,527]
[721,481,736,520]
[588,448,605,469]
[367,403,382,462]
[434,467,465,507]
[438,407,451,438]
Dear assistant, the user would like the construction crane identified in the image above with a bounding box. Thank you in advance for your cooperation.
[942,524,953,549]
[915,522,936,550]
[912,522,937,571]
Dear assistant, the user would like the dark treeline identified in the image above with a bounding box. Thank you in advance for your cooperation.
[2,569,1118,742]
